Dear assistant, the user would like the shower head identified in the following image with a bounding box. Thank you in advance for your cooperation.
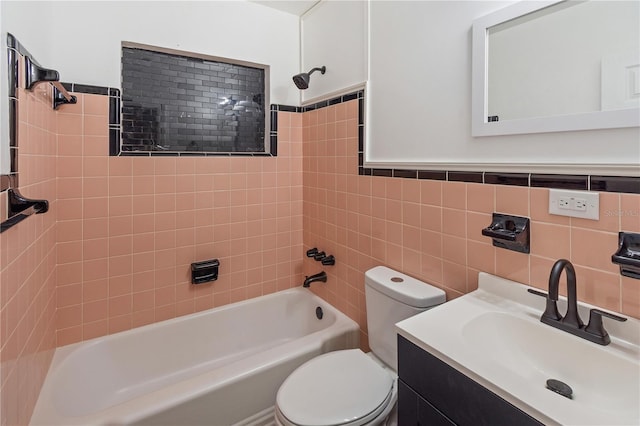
[292,66,326,90]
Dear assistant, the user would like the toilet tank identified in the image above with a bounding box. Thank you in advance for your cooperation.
[365,266,446,371]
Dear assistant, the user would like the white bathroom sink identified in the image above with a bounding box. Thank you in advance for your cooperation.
[396,273,640,426]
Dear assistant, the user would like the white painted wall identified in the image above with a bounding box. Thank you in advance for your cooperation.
[3,1,640,175]
[2,1,300,106]
[1,1,56,175]
[300,0,367,103]
[366,0,640,174]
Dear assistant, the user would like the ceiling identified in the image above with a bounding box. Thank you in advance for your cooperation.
[249,0,321,16]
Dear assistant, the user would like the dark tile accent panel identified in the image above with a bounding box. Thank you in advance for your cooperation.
[484,172,529,186]
[119,151,149,157]
[71,84,109,95]
[393,169,418,179]
[359,167,373,176]
[6,33,16,49]
[343,92,358,102]
[9,100,18,147]
[109,95,121,125]
[591,176,640,194]
[448,171,483,183]
[7,34,33,58]
[109,129,120,156]
[7,48,17,98]
[372,168,393,177]
[272,104,301,113]
[314,100,329,109]
[10,148,18,173]
[108,88,121,156]
[121,47,266,154]
[3,34,21,193]
[61,82,118,98]
[530,174,588,190]
[418,170,446,180]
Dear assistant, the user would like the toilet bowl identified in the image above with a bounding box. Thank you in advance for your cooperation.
[275,350,395,426]
[275,266,445,426]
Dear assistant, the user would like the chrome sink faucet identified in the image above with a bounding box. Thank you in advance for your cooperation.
[528,259,627,345]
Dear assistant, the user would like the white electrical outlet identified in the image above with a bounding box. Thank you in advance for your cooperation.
[549,189,599,220]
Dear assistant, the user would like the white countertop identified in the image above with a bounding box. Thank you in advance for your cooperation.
[396,272,640,426]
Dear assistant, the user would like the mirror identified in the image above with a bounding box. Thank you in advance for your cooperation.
[472,0,640,136]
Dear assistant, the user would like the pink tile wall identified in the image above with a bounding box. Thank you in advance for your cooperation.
[0,86,58,426]
[302,99,640,349]
[54,96,304,345]
[1,87,638,423]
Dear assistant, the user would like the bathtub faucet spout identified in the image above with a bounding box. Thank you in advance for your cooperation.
[303,271,327,288]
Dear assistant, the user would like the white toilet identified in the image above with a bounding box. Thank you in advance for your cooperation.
[275,266,446,426]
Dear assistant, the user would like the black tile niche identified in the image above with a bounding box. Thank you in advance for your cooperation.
[120,47,266,154]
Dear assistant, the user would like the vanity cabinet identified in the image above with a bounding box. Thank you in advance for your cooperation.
[397,335,543,426]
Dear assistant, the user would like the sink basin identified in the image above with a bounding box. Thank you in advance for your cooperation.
[463,311,639,414]
[396,273,640,426]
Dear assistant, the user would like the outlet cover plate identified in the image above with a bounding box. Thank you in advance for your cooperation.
[549,189,599,220]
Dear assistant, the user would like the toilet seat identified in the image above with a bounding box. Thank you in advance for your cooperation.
[275,349,395,426]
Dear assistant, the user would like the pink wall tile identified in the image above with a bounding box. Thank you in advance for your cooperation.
[495,249,530,284]
[0,86,58,425]
[300,99,636,352]
[571,228,619,274]
[620,194,640,232]
[3,89,639,426]
[45,105,304,352]
[442,181,466,209]
[466,183,494,213]
[496,185,529,217]
[530,222,570,260]
[621,276,640,317]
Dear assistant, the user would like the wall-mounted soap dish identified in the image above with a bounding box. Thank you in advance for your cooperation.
[612,232,640,279]
[482,213,530,253]
[191,259,220,284]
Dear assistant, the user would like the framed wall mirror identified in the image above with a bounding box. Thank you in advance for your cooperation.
[472,0,640,137]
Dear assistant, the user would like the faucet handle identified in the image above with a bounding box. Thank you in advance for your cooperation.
[321,255,335,265]
[527,288,562,321]
[588,308,627,322]
[313,251,326,261]
[584,309,627,345]
[527,288,548,298]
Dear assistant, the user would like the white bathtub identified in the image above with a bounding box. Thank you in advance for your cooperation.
[31,288,359,425]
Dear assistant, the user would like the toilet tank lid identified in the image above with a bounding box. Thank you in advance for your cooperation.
[365,266,446,308]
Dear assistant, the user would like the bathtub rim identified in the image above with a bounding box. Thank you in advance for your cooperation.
[30,287,360,425]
